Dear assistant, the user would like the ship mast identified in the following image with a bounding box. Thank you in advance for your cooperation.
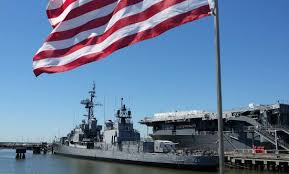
[81,82,96,123]
[88,82,96,120]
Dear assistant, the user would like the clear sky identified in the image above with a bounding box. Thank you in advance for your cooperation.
[0,1,288,142]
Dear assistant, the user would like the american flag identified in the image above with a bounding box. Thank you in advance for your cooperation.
[33,0,211,76]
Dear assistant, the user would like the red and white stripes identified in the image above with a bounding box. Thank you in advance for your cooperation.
[33,0,211,76]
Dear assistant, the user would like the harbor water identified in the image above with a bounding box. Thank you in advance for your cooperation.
[0,149,278,174]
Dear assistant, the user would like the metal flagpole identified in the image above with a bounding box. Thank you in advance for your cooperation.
[213,0,225,173]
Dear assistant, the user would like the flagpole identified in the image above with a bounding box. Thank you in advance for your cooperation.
[213,0,225,174]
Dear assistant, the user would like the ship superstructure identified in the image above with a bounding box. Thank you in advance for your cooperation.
[103,98,140,145]
[64,83,102,147]
[140,103,289,151]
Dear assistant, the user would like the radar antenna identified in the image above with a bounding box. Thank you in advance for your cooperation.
[81,82,101,123]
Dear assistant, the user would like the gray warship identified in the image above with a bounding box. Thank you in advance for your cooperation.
[140,102,289,152]
[53,84,218,170]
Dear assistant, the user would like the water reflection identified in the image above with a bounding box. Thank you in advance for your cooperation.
[0,149,279,174]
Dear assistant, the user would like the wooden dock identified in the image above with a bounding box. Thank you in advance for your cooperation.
[225,149,289,172]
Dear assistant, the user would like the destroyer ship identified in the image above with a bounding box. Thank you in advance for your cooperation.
[53,84,218,170]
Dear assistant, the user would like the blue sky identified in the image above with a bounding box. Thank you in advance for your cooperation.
[0,1,288,142]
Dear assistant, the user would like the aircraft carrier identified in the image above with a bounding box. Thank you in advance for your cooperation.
[53,84,218,170]
[140,102,289,151]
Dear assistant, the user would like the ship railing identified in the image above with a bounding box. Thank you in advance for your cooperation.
[269,125,289,135]
[263,149,289,154]
[175,149,217,156]
[229,149,254,154]
[227,149,289,155]
[189,131,217,135]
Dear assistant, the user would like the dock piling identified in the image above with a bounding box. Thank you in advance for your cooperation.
[15,147,26,159]
[225,150,289,172]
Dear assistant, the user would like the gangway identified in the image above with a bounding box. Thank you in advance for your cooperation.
[228,116,289,151]
[254,128,289,151]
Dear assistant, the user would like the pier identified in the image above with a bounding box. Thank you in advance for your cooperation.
[0,142,52,157]
[15,147,26,159]
[225,149,289,172]
[0,142,44,149]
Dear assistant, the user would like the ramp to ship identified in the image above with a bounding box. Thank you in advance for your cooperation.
[228,116,289,151]
[254,129,289,151]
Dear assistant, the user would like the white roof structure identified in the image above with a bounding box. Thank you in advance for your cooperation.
[140,110,218,123]
[225,103,281,113]
[140,103,283,124]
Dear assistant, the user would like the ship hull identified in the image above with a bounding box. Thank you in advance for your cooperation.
[54,145,218,171]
